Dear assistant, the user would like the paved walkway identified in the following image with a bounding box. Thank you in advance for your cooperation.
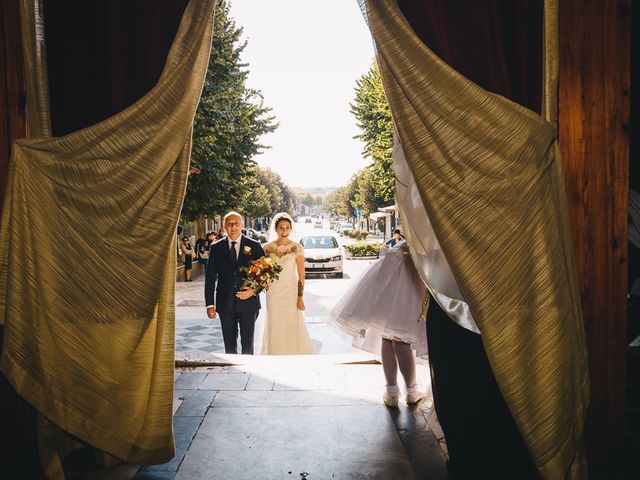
[63,274,450,479]
[131,356,449,480]
[130,278,451,479]
[174,275,366,361]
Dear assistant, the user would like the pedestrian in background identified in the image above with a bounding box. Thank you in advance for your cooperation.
[385,229,403,248]
[180,236,195,282]
[200,232,218,275]
[204,231,218,253]
[195,237,208,273]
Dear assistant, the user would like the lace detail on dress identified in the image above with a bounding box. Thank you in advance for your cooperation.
[264,241,303,258]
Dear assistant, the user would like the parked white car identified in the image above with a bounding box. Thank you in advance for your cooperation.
[339,222,354,235]
[300,234,343,278]
[242,228,268,243]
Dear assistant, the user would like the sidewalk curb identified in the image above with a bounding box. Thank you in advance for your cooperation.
[175,352,381,367]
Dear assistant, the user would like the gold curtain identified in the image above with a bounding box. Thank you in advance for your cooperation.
[0,0,216,470]
[19,0,51,137]
[364,1,590,478]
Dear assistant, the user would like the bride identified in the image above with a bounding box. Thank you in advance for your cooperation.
[259,212,315,355]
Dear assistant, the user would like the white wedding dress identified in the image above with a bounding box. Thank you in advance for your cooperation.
[259,241,315,355]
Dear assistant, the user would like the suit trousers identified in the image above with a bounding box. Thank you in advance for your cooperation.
[218,307,259,355]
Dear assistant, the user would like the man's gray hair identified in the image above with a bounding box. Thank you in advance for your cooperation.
[223,211,243,224]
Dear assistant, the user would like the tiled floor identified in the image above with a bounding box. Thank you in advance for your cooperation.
[175,323,224,353]
[173,273,366,360]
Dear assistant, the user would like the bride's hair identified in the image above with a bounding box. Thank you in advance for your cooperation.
[268,212,296,242]
[274,215,292,229]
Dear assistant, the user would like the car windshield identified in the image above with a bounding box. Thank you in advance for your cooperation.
[301,236,339,249]
[341,223,353,228]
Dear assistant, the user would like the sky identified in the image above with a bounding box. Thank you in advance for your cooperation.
[227,0,376,190]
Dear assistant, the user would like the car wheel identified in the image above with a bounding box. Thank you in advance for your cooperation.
[335,272,343,279]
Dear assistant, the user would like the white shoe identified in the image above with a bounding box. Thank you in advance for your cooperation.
[405,384,425,405]
[383,385,400,408]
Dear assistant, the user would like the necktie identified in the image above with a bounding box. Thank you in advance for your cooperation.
[231,241,237,264]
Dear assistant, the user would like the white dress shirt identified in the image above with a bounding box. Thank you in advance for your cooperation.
[228,237,240,259]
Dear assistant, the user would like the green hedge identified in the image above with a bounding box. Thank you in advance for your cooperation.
[344,229,369,240]
[345,242,382,257]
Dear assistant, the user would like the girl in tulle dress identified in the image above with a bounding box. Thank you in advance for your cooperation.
[330,240,428,407]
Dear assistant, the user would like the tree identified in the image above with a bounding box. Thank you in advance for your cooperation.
[325,186,350,217]
[352,168,378,216]
[325,168,382,221]
[350,63,395,205]
[241,169,271,220]
[181,0,278,221]
[280,184,298,215]
[254,166,298,216]
[299,193,323,208]
[255,167,284,215]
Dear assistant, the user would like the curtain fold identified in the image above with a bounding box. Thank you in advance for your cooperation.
[19,0,51,137]
[0,0,216,468]
[363,1,589,478]
[393,131,480,334]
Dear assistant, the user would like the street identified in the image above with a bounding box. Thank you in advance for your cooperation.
[174,220,380,359]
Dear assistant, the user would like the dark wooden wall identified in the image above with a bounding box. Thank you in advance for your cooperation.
[0,0,36,476]
[558,0,631,470]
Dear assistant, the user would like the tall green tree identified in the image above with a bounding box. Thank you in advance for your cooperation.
[325,168,380,219]
[350,63,394,205]
[325,186,351,217]
[241,165,272,219]
[256,167,284,215]
[352,168,378,216]
[181,0,278,221]
[299,193,323,208]
[240,166,297,220]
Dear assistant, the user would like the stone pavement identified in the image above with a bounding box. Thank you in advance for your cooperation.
[132,276,451,479]
[131,355,449,480]
[63,269,450,479]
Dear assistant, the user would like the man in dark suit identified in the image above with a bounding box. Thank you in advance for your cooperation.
[205,211,265,354]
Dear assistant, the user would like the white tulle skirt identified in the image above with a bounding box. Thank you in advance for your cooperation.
[329,242,428,358]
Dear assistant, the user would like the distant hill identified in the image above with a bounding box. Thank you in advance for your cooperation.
[292,186,335,198]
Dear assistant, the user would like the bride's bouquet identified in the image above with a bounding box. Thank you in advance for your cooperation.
[241,256,283,292]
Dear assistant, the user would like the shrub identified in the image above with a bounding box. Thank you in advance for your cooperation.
[345,242,382,257]
[345,229,369,240]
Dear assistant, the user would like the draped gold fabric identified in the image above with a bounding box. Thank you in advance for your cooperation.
[0,0,216,467]
[364,1,590,478]
[19,0,52,137]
